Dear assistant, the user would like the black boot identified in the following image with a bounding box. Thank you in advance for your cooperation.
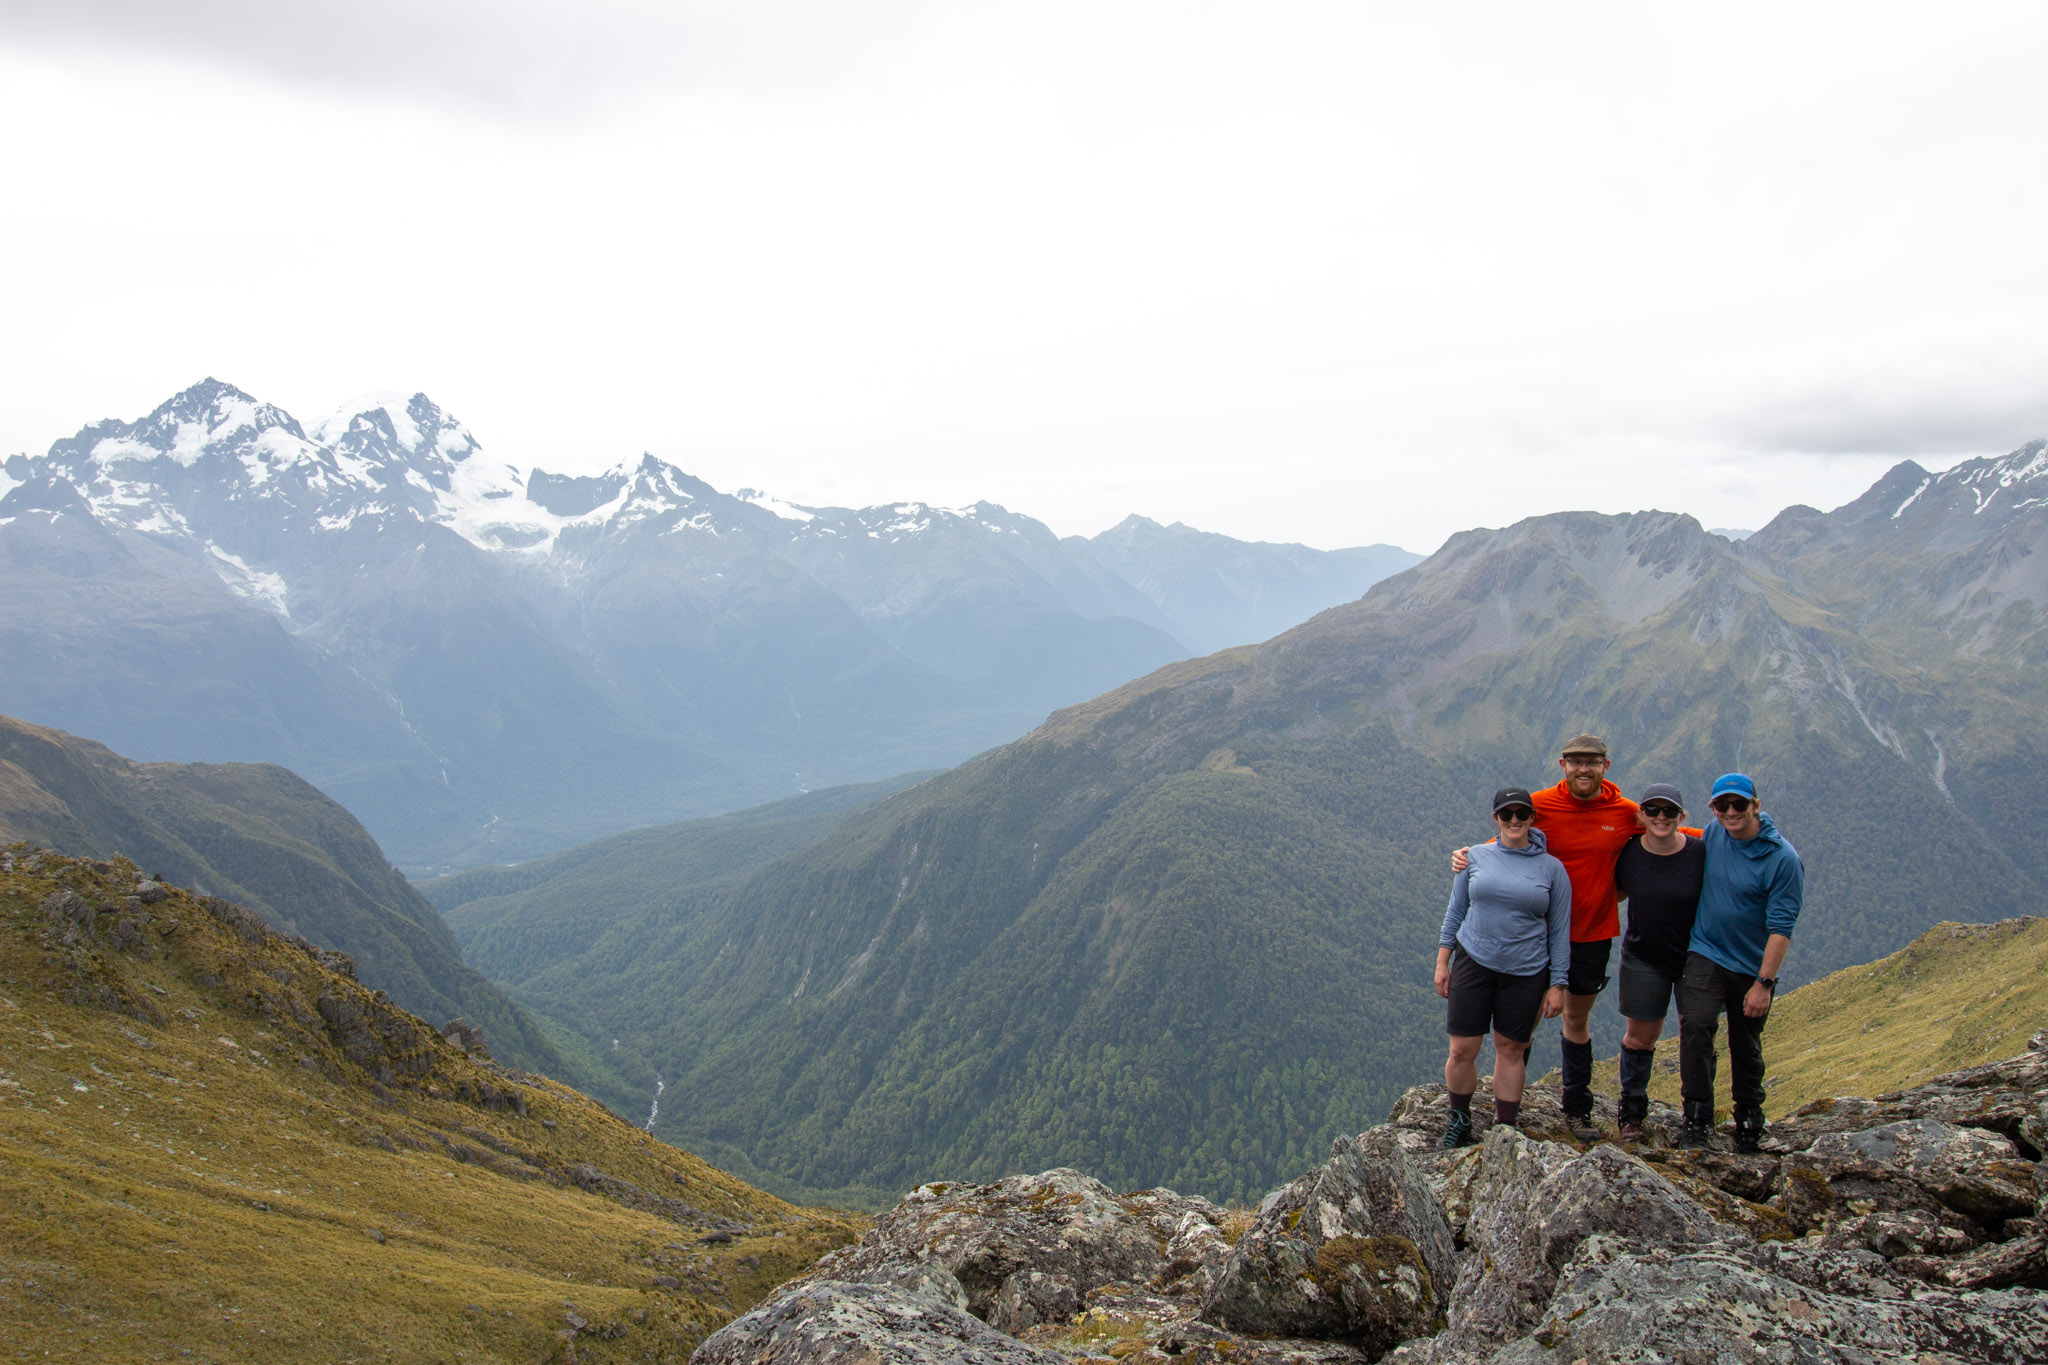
[1561,1038,1600,1140]
[1733,1103,1766,1154]
[1616,1046,1654,1142]
[1675,1098,1715,1150]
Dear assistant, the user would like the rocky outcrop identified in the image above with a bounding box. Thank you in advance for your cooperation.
[694,1280,1073,1365]
[698,1037,2048,1365]
[793,1169,1191,1330]
[1199,1129,1455,1354]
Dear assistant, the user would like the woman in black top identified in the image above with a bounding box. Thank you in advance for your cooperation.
[1611,782,1706,1143]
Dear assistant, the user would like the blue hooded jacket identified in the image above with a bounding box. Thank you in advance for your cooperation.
[1440,827,1572,984]
[1688,812,1804,977]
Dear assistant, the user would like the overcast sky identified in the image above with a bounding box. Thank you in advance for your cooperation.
[4,2,2046,552]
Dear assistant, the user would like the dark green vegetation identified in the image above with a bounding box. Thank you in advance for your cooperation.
[0,714,570,1079]
[451,445,2048,1208]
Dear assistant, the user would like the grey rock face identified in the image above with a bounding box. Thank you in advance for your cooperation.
[798,1169,1183,1326]
[1200,1129,1455,1356]
[1476,1240,2048,1365]
[1439,1132,1740,1351]
[691,1280,1072,1365]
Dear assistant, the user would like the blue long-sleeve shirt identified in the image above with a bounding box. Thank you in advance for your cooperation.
[1688,812,1804,977]
[1440,829,1572,984]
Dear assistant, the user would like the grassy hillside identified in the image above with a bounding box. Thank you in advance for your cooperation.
[0,846,857,1361]
[1617,916,2048,1117]
[0,714,571,1080]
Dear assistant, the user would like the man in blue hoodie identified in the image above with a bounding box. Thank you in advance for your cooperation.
[1677,772,1804,1152]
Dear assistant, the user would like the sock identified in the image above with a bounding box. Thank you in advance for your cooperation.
[1448,1090,1473,1117]
[1494,1098,1520,1127]
[1618,1044,1655,1098]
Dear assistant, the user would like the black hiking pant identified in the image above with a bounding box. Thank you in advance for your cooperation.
[1678,952,1767,1111]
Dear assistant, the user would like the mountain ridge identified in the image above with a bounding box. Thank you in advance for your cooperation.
[0,713,571,1080]
[1,379,1415,869]
[444,457,2048,1205]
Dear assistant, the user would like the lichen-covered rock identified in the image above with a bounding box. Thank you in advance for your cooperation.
[798,1170,1176,1326]
[853,1260,973,1313]
[1472,1240,2048,1365]
[1429,1130,1741,1355]
[1802,1117,2036,1226]
[1161,1209,1235,1296]
[691,1280,1071,1365]
[1199,1128,1455,1357]
[1768,1047,2048,1155]
[1892,1231,2048,1291]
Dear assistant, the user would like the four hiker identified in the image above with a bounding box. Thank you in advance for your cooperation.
[1437,737,1804,1153]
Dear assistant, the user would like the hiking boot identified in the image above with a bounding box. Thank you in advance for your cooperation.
[1564,1108,1603,1143]
[1615,1094,1648,1145]
[1440,1109,1476,1150]
[1733,1104,1767,1154]
[1675,1099,1715,1151]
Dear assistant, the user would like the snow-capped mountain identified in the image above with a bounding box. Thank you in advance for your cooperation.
[0,379,1416,869]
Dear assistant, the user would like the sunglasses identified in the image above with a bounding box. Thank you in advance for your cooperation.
[1641,804,1682,819]
[1711,797,1753,814]
[1494,806,1534,822]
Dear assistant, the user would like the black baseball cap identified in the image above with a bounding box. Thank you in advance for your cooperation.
[1492,786,1535,815]
[1638,783,1684,809]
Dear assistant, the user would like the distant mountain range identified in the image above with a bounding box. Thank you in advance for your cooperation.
[0,380,1416,870]
[425,442,2048,1206]
[0,713,568,1079]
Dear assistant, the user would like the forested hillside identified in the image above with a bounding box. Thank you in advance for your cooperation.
[448,448,2048,1206]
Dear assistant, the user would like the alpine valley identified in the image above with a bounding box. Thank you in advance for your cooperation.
[426,443,2048,1207]
[0,380,1416,873]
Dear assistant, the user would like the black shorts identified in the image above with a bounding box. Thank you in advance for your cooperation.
[1567,938,1613,996]
[1445,945,1549,1045]
[1617,951,1683,1022]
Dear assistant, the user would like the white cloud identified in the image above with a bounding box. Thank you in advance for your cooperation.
[1,3,2044,553]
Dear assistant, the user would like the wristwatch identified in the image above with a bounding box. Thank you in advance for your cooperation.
[1755,976,1777,991]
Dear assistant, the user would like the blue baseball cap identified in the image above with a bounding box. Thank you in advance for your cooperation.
[1710,773,1756,800]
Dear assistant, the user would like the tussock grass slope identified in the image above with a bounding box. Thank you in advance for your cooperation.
[0,846,857,1363]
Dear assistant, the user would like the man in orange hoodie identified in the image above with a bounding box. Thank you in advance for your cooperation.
[1455,733,1639,1139]
[1534,734,1642,1139]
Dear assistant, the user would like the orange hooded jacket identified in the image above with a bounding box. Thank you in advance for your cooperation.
[1532,778,1639,943]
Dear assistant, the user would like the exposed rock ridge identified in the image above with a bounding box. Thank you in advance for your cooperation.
[696,1038,2048,1364]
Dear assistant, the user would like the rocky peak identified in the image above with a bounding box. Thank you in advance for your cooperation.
[137,377,311,458]
[320,392,481,486]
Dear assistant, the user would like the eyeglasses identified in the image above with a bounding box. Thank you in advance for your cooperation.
[1641,804,1682,819]
[1494,807,1534,822]
[1711,797,1753,814]
[1561,757,1607,769]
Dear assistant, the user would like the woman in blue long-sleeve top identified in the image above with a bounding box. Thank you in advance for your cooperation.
[1432,785,1572,1148]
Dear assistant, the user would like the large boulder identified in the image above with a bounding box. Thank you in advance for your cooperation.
[1199,1128,1455,1358]
[1474,1239,2048,1365]
[691,1280,1070,1365]
[1421,1129,1743,1358]
[796,1169,1204,1332]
